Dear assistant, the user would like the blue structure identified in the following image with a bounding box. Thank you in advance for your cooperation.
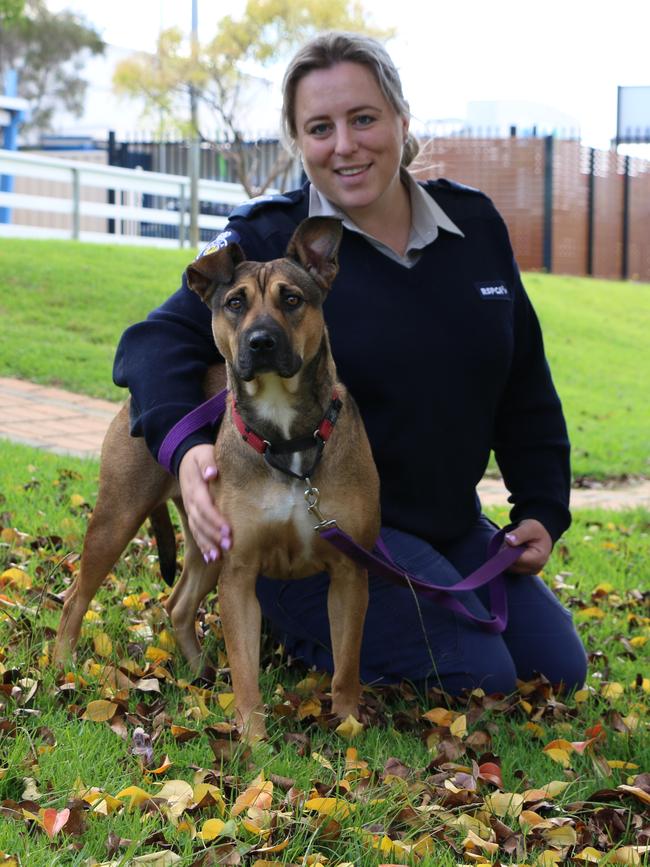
[1,70,29,223]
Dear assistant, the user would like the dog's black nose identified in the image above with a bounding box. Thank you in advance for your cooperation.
[248,330,277,352]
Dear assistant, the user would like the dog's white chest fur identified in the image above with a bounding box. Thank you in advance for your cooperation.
[259,481,315,548]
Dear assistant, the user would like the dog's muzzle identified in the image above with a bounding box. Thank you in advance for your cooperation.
[237,323,302,380]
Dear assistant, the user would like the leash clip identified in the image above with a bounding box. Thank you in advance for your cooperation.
[304,479,338,533]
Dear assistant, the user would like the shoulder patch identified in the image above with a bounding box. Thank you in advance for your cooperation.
[198,229,241,258]
[229,193,295,220]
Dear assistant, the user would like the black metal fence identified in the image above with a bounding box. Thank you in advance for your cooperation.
[106,132,304,241]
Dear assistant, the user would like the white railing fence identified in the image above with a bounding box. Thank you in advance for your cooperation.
[0,149,254,248]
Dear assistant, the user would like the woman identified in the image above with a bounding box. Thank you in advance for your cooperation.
[114,32,587,695]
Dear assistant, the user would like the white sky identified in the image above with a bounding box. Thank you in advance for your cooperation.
[46,0,650,149]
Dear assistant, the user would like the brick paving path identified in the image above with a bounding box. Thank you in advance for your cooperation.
[1,377,649,510]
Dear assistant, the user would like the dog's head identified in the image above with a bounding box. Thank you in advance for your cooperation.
[186,216,343,382]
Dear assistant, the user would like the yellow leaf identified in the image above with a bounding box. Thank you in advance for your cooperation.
[610,846,650,864]
[311,752,334,772]
[463,829,499,854]
[601,682,624,701]
[541,824,577,847]
[519,810,551,829]
[574,689,590,703]
[193,783,225,814]
[131,853,182,865]
[537,850,563,865]
[197,818,225,841]
[217,693,236,715]
[544,748,572,768]
[0,567,32,588]
[629,636,647,648]
[484,792,524,818]
[145,646,172,664]
[297,697,322,720]
[576,606,606,620]
[304,797,354,819]
[83,790,122,814]
[593,582,615,594]
[544,738,575,753]
[82,699,118,722]
[93,633,113,658]
[523,721,545,738]
[635,677,650,693]
[607,760,639,770]
[157,629,177,650]
[450,714,468,738]
[335,715,364,740]
[242,817,272,837]
[423,707,454,726]
[70,493,86,507]
[122,594,146,610]
[156,779,194,817]
[83,610,101,622]
[115,785,152,808]
[574,847,604,862]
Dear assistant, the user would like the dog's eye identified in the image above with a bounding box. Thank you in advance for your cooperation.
[225,296,244,312]
[283,293,303,308]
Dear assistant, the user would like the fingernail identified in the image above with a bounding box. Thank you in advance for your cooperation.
[209,548,219,561]
[505,533,517,544]
[221,537,231,551]
[203,552,210,563]
[203,466,218,480]
[221,525,231,538]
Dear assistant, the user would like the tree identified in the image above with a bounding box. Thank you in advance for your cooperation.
[0,0,26,29]
[113,0,394,197]
[0,0,104,134]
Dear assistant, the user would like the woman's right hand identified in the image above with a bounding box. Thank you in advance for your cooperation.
[178,444,231,561]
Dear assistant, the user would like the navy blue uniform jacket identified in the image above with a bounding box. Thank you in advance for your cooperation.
[113,180,571,545]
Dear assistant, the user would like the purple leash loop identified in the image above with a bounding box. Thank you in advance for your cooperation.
[156,388,524,631]
[319,525,523,633]
[158,389,228,473]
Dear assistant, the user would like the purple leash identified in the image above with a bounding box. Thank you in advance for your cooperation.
[320,525,521,633]
[158,390,228,473]
[157,388,523,632]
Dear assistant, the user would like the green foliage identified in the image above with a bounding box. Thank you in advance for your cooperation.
[112,0,393,194]
[0,0,104,133]
[0,0,25,28]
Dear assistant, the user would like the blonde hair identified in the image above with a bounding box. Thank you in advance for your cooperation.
[281,31,419,168]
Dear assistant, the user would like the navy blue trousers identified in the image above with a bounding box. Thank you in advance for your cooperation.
[256,516,587,696]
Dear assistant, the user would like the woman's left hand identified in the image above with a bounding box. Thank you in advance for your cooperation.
[504,519,553,574]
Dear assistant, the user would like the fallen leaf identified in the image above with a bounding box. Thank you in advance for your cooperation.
[335,715,364,740]
[41,807,70,839]
[197,818,226,841]
[304,797,354,819]
[483,792,524,818]
[231,778,273,816]
[297,697,322,720]
[82,700,118,722]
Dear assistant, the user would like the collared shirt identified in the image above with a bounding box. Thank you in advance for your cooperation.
[308,171,465,268]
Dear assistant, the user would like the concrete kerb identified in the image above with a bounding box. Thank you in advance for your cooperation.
[1,377,649,511]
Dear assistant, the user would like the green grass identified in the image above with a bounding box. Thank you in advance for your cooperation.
[0,239,191,401]
[0,239,649,479]
[0,440,649,865]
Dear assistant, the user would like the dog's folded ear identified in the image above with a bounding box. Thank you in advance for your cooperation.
[286,217,343,293]
[185,244,246,305]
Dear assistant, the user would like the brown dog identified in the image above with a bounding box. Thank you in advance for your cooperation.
[54,216,380,741]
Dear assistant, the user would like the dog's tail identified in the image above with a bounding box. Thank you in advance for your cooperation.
[149,504,177,587]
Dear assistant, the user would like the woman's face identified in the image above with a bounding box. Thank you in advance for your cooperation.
[293,61,409,220]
